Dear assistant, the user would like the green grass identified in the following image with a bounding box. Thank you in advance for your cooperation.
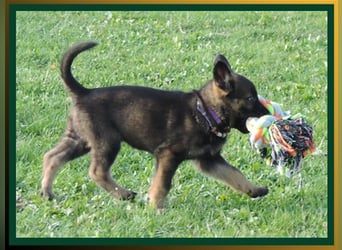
[15,10,328,239]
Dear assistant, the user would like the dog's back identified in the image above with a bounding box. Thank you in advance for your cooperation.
[76,85,197,154]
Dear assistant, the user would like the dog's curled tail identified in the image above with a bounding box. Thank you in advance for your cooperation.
[61,41,98,96]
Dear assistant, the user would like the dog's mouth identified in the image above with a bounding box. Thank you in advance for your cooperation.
[234,107,269,134]
[219,108,249,134]
[235,117,250,134]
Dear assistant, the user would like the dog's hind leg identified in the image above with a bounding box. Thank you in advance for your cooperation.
[193,155,268,198]
[88,138,137,201]
[41,129,90,200]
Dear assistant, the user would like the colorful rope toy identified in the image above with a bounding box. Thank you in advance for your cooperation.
[246,96,315,176]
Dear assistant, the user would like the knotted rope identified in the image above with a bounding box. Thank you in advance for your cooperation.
[246,96,315,176]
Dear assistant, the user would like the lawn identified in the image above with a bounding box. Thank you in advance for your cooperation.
[14,9,329,240]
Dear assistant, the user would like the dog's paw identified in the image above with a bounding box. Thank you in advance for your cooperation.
[249,186,269,198]
[126,190,138,200]
[40,189,54,201]
[119,189,137,201]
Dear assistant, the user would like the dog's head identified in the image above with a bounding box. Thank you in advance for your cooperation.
[209,54,269,134]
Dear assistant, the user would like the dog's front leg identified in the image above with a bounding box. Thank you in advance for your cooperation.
[149,149,181,209]
[193,155,268,198]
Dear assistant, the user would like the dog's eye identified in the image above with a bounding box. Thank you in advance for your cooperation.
[247,96,256,102]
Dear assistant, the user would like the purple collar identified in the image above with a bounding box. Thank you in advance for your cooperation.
[194,91,230,138]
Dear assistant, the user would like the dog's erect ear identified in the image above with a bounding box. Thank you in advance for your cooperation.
[213,54,233,92]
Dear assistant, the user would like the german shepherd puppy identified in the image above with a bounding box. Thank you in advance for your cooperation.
[41,42,269,208]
